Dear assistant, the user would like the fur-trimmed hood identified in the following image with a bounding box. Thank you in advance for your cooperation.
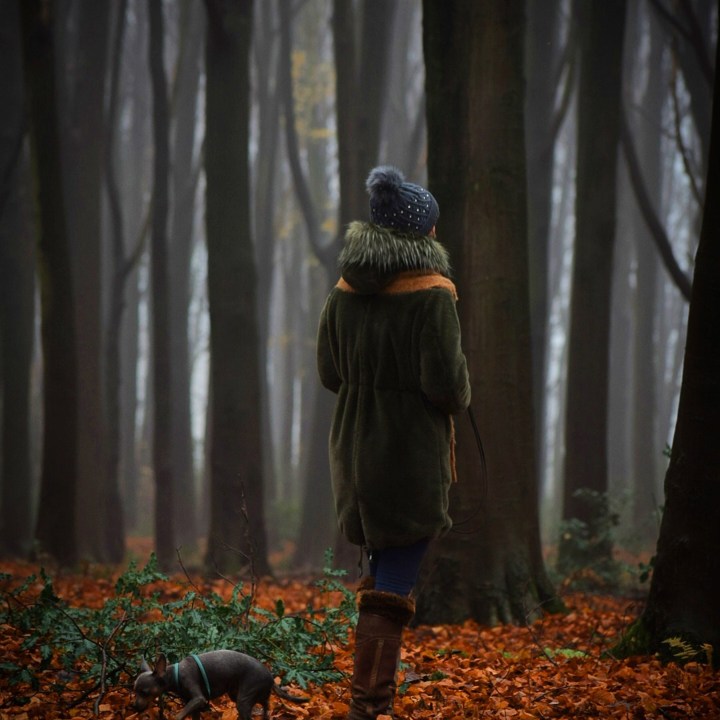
[338,221,451,294]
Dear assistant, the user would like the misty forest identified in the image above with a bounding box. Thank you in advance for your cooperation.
[1,0,720,690]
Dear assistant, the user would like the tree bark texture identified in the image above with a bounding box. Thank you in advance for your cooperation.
[19,0,79,566]
[169,0,205,552]
[562,0,626,528]
[104,0,130,560]
[0,0,35,557]
[204,0,270,576]
[628,7,665,542]
[416,0,557,626]
[625,32,720,660]
[332,0,397,229]
[525,0,563,461]
[62,0,116,562]
[148,0,175,570]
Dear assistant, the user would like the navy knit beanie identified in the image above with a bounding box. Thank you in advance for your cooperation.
[366,166,439,236]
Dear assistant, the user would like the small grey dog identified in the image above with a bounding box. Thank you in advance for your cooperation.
[132,650,308,720]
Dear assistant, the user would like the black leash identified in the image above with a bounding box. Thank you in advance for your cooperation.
[450,405,488,533]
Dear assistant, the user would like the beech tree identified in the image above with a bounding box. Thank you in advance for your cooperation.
[20,0,79,566]
[148,0,175,569]
[288,0,397,569]
[204,0,270,576]
[616,32,720,661]
[63,0,116,561]
[560,0,626,565]
[0,0,34,556]
[416,0,558,625]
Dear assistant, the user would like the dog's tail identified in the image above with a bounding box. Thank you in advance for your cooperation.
[272,683,310,704]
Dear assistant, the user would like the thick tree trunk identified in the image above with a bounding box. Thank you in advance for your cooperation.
[416,0,558,626]
[616,35,720,660]
[561,0,626,558]
[204,0,270,576]
[63,0,114,562]
[148,0,175,570]
[0,0,35,557]
[20,0,79,566]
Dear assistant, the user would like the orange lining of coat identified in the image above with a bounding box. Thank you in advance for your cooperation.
[336,270,458,300]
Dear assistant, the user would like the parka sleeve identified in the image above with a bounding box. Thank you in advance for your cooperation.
[419,290,471,414]
[317,297,342,394]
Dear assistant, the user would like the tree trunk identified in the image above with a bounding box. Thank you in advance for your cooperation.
[560,0,626,563]
[148,0,175,570]
[103,0,131,564]
[204,0,270,577]
[292,0,397,572]
[629,6,665,544]
[20,0,79,566]
[117,0,150,533]
[381,1,424,174]
[0,161,35,559]
[0,0,35,557]
[616,34,720,660]
[277,0,336,570]
[65,0,114,562]
[169,0,204,553]
[252,0,280,543]
[525,0,563,467]
[332,0,397,228]
[416,0,558,626]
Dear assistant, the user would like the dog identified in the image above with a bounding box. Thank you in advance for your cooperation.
[132,650,308,720]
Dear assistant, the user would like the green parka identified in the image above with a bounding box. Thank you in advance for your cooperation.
[317,221,471,550]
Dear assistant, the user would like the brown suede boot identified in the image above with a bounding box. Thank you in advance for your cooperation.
[347,589,415,720]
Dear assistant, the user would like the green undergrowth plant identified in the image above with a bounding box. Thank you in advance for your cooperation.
[555,489,622,591]
[0,551,356,709]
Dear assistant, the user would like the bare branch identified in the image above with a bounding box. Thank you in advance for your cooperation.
[669,57,703,206]
[648,0,713,86]
[620,108,692,301]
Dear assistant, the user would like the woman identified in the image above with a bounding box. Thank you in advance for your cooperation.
[317,166,471,719]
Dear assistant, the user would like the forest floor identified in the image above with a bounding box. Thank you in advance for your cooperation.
[0,549,718,720]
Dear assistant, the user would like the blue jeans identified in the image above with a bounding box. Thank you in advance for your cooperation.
[367,538,429,596]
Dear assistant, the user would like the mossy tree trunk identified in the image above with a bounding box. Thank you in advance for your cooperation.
[416,0,558,626]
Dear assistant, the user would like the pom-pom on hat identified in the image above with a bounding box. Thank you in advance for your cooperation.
[366,165,439,236]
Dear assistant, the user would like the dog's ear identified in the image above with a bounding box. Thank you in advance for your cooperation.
[140,658,152,674]
[153,653,168,675]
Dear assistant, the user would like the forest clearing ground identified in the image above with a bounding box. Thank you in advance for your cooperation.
[0,553,718,720]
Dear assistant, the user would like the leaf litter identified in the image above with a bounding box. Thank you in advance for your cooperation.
[0,560,717,720]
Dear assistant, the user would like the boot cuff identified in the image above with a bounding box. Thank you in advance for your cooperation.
[357,589,415,626]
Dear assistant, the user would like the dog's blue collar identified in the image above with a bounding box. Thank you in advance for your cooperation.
[170,655,212,699]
